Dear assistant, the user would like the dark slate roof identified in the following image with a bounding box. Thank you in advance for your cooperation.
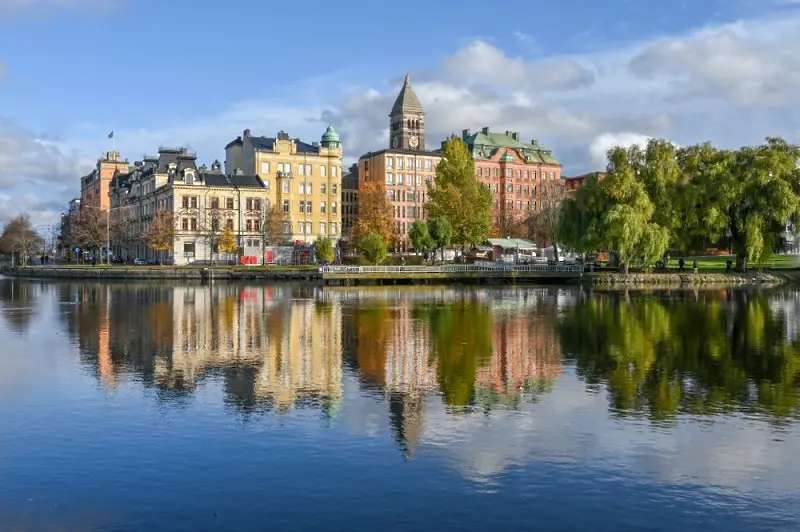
[224,137,243,149]
[199,171,266,189]
[390,74,424,116]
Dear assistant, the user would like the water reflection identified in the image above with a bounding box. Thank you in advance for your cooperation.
[560,289,800,421]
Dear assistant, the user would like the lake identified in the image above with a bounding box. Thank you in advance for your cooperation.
[1,279,799,531]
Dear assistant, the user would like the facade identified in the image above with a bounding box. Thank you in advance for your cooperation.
[80,151,130,212]
[458,127,563,231]
[358,74,441,251]
[224,127,344,244]
[109,147,270,265]
[341,163,359,240]
[563,171,606,196]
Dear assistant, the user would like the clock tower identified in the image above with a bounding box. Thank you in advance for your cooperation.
[389,74,425,151]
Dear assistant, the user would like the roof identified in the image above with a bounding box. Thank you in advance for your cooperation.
[321,125,340,144]
[461,128,561,165]
[226,133,321,155]
[359,147,442,160]
[485,238,537,249]
[200,170,266,189]
[390,74,424,116]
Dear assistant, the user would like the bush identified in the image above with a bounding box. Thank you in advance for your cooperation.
[358,233,388,265]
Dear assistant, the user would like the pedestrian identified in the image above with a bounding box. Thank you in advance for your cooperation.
[726,259,732,273]
[400,256,406,266]
[679,258,685,272]
[693,259,698,274]
[91,256,96,267]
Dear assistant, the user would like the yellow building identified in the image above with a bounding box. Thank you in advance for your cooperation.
[225,127,344,243]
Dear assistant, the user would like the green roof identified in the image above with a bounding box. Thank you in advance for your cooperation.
[461,129,560,165]
[321,125,340,144]
[485,238,537,249]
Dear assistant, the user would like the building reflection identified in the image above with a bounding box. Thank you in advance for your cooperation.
[61,283,342,415]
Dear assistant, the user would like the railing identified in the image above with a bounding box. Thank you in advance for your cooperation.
[320,264,584,274]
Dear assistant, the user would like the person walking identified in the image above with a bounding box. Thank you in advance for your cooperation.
[693,259,698,274]
[679,258,685,272]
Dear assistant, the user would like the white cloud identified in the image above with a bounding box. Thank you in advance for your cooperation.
[589,132,651,168]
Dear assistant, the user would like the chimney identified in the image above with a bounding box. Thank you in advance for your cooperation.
[462,129,470,140]
[512,132,520,141]
[243,129,251,137]
[312,141,320,147]
[481,126,489,134]
[531,139,539,146]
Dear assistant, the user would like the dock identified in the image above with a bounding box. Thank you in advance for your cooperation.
[320,264,584,286]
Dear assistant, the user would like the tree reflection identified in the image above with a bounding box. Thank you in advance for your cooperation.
[559,290,800,421]
[0,279,39,333]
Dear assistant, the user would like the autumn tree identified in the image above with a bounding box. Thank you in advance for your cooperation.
[198,209,223,265]
[314,236,335,263]
[140,210,175,265]
[0,214,43,266]
[73,207,108,258]
[359,233,388,265]
[219,225,237,257]
[427,137,493,248]
[526,184,564,259]
[261,204,285,245]
[354,180,395,245]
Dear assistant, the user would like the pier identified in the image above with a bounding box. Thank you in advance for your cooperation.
[320,263,584,286]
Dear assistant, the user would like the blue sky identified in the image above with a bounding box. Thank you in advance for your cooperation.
[1,0,799,226]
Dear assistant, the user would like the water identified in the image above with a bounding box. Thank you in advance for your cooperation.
[1,279,799,531]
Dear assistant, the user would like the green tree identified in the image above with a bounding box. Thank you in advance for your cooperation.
[678,138,800,271]
[408,220,432,254]
[314,236,335,263]
[358,233,387,265]
[427,217,452,262]
[426,137,493,248]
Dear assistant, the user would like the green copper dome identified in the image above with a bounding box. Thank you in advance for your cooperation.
[500,151,516,162]
[321,125,340,145]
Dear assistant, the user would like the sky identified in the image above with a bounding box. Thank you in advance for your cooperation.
[1,0,800,228]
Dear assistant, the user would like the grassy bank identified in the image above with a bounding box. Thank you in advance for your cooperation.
[666,254,800,271]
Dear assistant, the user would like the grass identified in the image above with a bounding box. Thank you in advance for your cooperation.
[667,254,800,271]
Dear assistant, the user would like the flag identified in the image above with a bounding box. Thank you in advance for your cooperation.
[108,131,114,139]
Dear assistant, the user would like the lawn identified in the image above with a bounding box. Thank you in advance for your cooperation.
[667,254,800,271]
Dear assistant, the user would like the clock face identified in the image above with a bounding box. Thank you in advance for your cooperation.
[392,137,399,148]
[409,136,419,148]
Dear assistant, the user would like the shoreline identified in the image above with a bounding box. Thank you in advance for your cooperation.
[2,266,798,286]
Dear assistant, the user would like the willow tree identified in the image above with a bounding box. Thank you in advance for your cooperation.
[426,137,493,248]
[680,138,800,271]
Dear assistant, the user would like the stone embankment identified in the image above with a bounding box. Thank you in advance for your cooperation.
[1,267,321,282]
[587,271,797,286]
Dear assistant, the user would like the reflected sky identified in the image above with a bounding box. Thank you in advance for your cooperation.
[1,280,799,531]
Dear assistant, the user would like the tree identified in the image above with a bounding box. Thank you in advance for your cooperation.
[428,217,453,262]
[109,209,139,261]
[73,207,108,258]
[427,137,493,248]
[0,214,43,266]
[526,184,563,260]
[354,181,395,246]
[358,233,387,265]
[198,209,223,265]
[140,210,174,265]
[408,220,432,254]
[219,225,237,255]
[314,236,335,263]
[261,204,285,245]
[678,138,800,271]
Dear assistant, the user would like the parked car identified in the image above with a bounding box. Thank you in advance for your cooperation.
[133,258,148,266]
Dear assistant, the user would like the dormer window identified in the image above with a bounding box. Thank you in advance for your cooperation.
[185,170,195,185]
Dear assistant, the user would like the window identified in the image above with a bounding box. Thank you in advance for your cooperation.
[517,200,522,210]
[407,158,413,169]
[299,200,306,213]
[321,184,327,194]
[282,181,290,193]
[299,164,305,176]
[388,190,395,201]
[306,183,312,195]
[182,218,189,230]
[416,175,422,186]
[493,168,499,178]
[507,168,513,178]
[332,202,338,214]
[320,222,327,235]
[278,163,284,172]
[525,171,529,179]
[190,197,197,208]
[397,158,404,170]
[246,198,253,210]
[254,199,261,211]
[532,171,537,180]
[397,174,404,185]
[386,173,394,185]
[386,157,394,169]
[332,166,338,177]
[226,198,234,210]
[332,184,338,195]
[306,201,312,213]
[190,218,197,231]
[320,201,327,214]
[321,165,327,177]
[477,167,483,176]
[183,242,195,257]
[260,162,270,174]
[226,218,234,230]
[246,219,253,231]
[283,222,291,234]
[331,223,338,235]
[299,182,306,195]
[283,200,290,213]
[493,183,499,193]
[284,163,292,174]
[182,196,189,208]
[306,164,312,175]
[507,184,513,193]
[551,171,556,180]
[517,185,522,193]
[426,160,432,170]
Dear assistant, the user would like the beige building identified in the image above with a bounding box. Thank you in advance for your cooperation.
[110,147,272,265]
[358,75,441,251]
[225,127,344,244]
